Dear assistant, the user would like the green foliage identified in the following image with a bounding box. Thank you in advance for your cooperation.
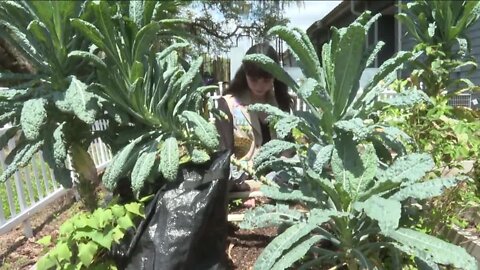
[0,1,101,190]
[70,1,220,197]
[248,14,423,145]
[36,201,144,270]
[397,0,480,98]
[242,13,475,269]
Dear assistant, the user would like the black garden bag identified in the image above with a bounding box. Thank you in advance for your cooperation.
[112,150,231,270]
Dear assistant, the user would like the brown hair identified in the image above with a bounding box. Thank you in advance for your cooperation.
[226,43,293,112]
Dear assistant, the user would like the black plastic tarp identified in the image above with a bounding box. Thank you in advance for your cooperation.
[112,150,231,270]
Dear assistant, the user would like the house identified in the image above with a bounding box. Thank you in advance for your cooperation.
[305,0,480,108]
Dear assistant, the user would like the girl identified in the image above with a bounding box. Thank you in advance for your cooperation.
[216,43,293,199]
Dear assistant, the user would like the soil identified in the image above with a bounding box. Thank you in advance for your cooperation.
[0,190,79,270]
[0,194,274,270]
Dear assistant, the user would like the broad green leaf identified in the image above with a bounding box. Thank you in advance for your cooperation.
[117,215,135,230]
[260,185,316,203]
[93,208,113,228]
[36,235,52,246]
[240,204,303,230]
[271,235,322,270]
[386,228,477,270]
[68,50,107,69]
[78,242,98,267]
[37,254,56,270]
[267,26,321,81]
[332,139,377,198]
[356,196,401,233]
[125,202,144,217]
[377,153,434,184]
[91,231,112,250]
[254,222,317,270]
[20,98,47,141]
[133,22,161,62]
[159,136,179,182]
[56,242,72,262]
[111,205,126,218]
[390,177,459,201]
[243,54,298,91]
[253,139,296,169]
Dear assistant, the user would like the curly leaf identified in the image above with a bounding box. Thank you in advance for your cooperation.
[68,50,106,69]
[268,26,321,80]
[181,111,219,151]
[103,139,140,190]
[131,149,157,194]
[52,123,68,167]
[386,228,477,270]
[191,148,210,164]
[254,222,317,270]
[377,153,434,184]
[307,144,334,175]
[0,125,19,150]
[253,139,296,169]
[260,185,316,203]
[20,98,47,141]
[390,177,459,201]
[377,89,430,108]
[54,76,98,125]
[0,140,43,183]
[271,235,322,270]
[274,116,301,139]
[243,54,298,91]
[334,118,372,141]
[159,136,179,182]
[249,103,289,119]
[240,204,303,230]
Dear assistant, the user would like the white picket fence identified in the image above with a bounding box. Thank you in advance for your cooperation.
[0,121,112,237]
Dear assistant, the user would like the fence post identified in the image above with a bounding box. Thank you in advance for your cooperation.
[7,140,33,238]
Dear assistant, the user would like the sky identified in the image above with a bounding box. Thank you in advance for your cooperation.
[229,1,341,77]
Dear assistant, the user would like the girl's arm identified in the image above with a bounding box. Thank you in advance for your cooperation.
[214,97,234,151]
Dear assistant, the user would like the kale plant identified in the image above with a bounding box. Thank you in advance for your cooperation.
[71,1,219,197]
[240,11,477,269]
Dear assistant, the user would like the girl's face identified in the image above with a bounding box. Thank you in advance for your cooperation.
[246,75,274,98]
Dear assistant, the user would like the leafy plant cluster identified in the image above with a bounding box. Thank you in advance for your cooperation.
[36,201,145,270]
[381,0,480,236]
[239,11,477,269]
[72,1,219,197]
[0,0,220,201]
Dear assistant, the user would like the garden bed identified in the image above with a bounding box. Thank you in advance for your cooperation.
[0,191,274,270]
